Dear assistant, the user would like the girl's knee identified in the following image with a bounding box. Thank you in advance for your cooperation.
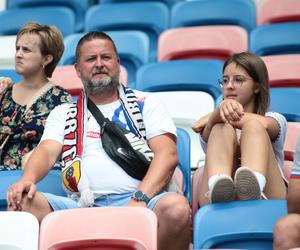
[241,120,266,135]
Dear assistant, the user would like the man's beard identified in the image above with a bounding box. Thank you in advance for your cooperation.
[82,73,119,95]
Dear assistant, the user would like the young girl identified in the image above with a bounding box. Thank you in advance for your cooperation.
[192,52,287,206]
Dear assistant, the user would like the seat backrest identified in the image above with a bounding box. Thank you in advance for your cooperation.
[250,22,300,56]
[98,0,182,8]
[269,88,300,122]
[0,69,22,83]
[158,25,248,61]
[61,31,149,84]
[39,207,157,250]
[176,128,191,202]
[51,65,128,97]
[193,200,288,249]
[257,0,300,26]
[284,122,300,161]
[262,54,300,88]
[0,170,66,211]
[171,0,256,33]
[0,211,39,250]
[6,0,90,32]
[84,2,169,61]
[0,7,75,37]
[0,35,16,69]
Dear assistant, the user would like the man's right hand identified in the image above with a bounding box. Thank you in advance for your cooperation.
[6,180,37,211]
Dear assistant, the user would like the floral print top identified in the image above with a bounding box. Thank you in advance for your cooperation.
[0,83,73,170]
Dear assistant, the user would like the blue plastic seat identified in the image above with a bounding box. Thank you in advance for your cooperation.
[61,31,149,84]
[0,7,75,37]
[6,0,90,32]
[250,22,300,56]
[269,88,300,122]
[84,2,169,61]
[176,128,191,202]
[0,170,66,211]
[171,0,256,33]
[194,200,288,249]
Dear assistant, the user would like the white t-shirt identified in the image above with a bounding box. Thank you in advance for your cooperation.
[41,90,176,195]
[199,112,287,168]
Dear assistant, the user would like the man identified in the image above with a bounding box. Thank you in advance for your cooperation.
[6,31,191,250]
[273,138,300,250]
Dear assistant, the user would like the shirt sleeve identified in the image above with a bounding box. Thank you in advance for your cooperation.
[291,138,300,178]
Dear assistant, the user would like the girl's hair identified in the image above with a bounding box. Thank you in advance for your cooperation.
[16,22,64,78]
[223,52,269,115]
[75,31,118,63]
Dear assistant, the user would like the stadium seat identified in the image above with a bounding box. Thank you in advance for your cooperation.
[0,170,66,211]
[0,211,39,250]
[284,122,300,161]
[84,2,169,61]
[0,35,16,69]
[176,128,191,202]
[51,65,128,97]
[98,0,182,8]
[262,54,300,88]
[158,25,248,61]
[194,200,288,249]
[6,0,90,32]
[61,31,149,84]
[250,22,300,56]
[39,207,157,250]
[171,0,256,33]
[0,69,21,83]
[136,59,223,169]
[0,7,75,37]
[257,0,300,26]
[269,88,300,122]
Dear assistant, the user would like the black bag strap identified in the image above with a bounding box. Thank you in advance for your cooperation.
[87,98,107,133]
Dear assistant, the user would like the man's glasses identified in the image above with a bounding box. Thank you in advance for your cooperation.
[218,76,252,88]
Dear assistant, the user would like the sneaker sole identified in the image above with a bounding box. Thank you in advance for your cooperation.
[211,178,236,203]
[235,168,261,200]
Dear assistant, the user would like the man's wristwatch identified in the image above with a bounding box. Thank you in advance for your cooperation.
[131,190,150,204]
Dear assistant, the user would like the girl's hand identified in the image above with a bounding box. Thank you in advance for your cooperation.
[192,113,211,133]
[219,99,244,123]
[0,77,13,95]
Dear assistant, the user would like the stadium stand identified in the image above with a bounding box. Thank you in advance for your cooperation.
[5,0,91,32]
[39,207,157,250]
[84,2,169,61]
[99,0,183,8]
[0,211,39,250]
[158,25,248,61]
[257,0,300,26]
[61,31,149,85]
[193,200,288,249]
[0,7,76,37]
[250,22,300,56]
[171,0,256,33]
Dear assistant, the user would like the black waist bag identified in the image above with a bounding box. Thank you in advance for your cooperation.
[88,99,153,180]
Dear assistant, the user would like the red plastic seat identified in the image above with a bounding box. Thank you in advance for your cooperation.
[257,0,300,26]
[262,54,300,88]
[158,25,248,61]
[39,207,157,250]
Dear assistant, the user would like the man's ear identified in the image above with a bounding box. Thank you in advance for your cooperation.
[74,63,81,78]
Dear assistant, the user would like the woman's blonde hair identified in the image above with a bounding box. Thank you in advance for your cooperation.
[16,22,64,78]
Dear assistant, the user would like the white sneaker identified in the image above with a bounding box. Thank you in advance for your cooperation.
[234,166,261,200]
[209,175,236,203]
